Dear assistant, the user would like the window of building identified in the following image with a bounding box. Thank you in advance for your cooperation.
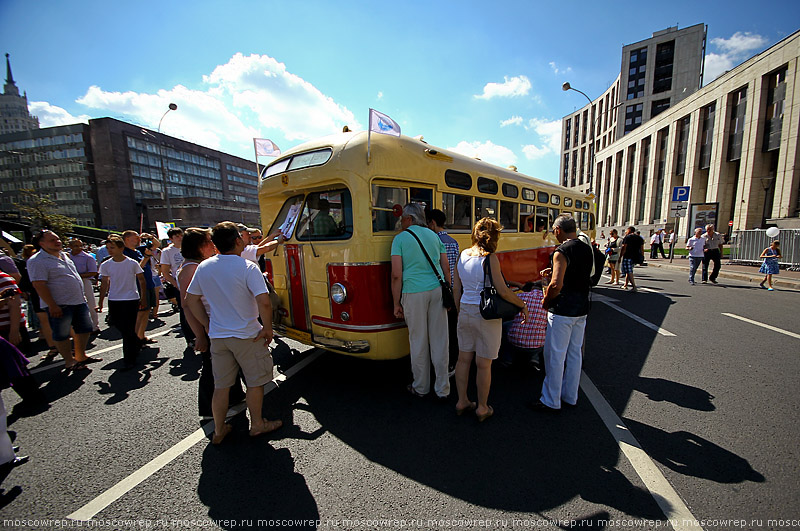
[651,98,670,118]
[564,119,571,150]
[699,103,716,170]
[727,87,747,161]
[676,116,690,175]
[444,169,472,190]
[763,66,788,152]
[653,40,675,94]
[624,104,644,134]
[654,129,668,221]
[562,154,569,187]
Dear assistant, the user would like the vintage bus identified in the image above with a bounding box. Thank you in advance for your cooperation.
[258,130,594,360]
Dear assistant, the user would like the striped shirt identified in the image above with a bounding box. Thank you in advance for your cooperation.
[437,231,459,286]
[507,289,547,349]
[0,272,22,329]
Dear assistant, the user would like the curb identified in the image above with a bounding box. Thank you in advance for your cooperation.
[643,261,800,291]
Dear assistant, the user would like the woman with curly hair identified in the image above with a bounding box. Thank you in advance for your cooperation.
[453,217,528,422]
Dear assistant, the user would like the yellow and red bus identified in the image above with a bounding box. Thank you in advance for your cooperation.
[259,130,594,360]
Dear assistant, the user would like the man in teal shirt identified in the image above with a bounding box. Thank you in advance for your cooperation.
[391,203,451,400]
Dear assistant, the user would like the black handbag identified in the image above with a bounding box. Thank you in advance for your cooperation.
[403,229,455,310]
[479,257,521,321]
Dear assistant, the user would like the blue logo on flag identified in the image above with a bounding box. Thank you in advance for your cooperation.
[377,119,394,132]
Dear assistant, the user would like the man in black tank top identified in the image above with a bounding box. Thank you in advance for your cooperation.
[529,215,592,412]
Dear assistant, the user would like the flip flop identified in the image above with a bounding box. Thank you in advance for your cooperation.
[77,356,103,364]
[455,402,477,416]
[250,419,283,438]
[211,423,233,445]
[43,349,59,362]
[476,406,494,423]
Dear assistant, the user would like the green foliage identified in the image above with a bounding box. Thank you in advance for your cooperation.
[13,189,76,240]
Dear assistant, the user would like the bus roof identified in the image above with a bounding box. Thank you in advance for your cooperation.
[263,130,583,196]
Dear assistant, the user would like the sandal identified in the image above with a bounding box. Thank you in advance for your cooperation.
[476,406,494,423]
[43,349,59,362]
[211,423,233,445]
[249,419,283,437]
[455,402,477,416]
[77,356,103,364]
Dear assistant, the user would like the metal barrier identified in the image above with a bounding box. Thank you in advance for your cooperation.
[729,229,800,271]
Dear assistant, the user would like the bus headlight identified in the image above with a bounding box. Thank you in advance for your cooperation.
[331,283,347,304]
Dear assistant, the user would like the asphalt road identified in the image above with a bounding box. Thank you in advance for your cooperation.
[0,266,798,531]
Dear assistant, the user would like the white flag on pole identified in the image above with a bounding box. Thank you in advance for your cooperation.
[254,138,281,157]
[369,109,401,137]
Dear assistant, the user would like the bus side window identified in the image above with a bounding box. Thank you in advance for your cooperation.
[549,208,560,229]
[499,201,517,232]
[442,193,472,230]
[372,185,408,232]
[536,206,549,233]
[519,204,535,232]
[296,189,353,240]
[475,198,498,222]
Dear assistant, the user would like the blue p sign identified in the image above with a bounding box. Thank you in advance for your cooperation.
[672,186,690,202]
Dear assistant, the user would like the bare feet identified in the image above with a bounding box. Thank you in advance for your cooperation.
[250,419,283,437]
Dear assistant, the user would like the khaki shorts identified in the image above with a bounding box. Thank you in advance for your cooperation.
[457,303,502,360]
[210,336,274,389]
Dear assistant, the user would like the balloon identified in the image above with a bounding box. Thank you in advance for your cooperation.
[766,227,780,238]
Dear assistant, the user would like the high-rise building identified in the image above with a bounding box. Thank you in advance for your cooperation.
[1,54,39,133]
[559,24,706,196]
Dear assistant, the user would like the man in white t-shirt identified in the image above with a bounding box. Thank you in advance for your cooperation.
[159,228,184,287]
[238,225,284,264]
[186,222,282,445]
[686,228,705,285]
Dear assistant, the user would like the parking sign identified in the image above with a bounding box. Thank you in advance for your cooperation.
[672,186,690,202]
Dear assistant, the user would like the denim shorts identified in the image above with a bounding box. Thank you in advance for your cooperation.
[48,303,94,341]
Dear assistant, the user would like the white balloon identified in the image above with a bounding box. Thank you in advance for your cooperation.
[766,227,780,238]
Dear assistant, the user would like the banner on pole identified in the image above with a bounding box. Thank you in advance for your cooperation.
[368,109,401,137]
[155,221,176,241]
[254,138,281,157]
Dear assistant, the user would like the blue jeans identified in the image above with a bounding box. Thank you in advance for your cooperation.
[689,257,703,283]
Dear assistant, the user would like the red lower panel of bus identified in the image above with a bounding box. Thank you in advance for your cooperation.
[497,246,556,283]
[324,263,404,329]
[284,245,309,330]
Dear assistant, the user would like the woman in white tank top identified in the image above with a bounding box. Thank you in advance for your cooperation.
[453,218,528,422]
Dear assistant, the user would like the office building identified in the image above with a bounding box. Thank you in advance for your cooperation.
[560,24,706,196]
[591,30,800,238]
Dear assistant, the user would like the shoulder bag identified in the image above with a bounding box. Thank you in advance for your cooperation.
[479,256,521,321]
[403,229,455,310]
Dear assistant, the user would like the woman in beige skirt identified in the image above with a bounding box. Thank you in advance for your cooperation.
[453,218,528,422]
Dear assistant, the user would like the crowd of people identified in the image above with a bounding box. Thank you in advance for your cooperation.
[392,208,592,419]
[0,211,784,463]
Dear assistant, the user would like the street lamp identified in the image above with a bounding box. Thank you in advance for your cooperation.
[157,103,178,222]
[562,82,596,191]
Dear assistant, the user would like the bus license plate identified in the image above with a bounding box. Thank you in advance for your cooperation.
[281,327,312,344]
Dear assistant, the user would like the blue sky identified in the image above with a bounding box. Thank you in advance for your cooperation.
[2,1,798,183]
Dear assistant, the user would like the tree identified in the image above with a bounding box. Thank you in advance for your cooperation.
[13,189,76,240]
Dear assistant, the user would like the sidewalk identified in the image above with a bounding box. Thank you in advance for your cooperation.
[641,256,800,291]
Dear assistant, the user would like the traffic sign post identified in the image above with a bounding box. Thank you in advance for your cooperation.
[669,187,690,264]
[672,186,690,202]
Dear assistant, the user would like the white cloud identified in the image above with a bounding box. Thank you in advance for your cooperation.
[548,62,573,76]
[705,31,769,83]
[447,140,517,167]
[521,118,562,160]
[377,91,383,100]
[500,116,523,127]
[72,53,361,156]
[28,101,91,127]
[474,75,531,100]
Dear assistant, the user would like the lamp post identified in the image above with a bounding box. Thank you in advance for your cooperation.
[562,82,596,192]
[157,103,178,223]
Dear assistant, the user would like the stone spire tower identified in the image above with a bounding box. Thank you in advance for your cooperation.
[1,53,40,133]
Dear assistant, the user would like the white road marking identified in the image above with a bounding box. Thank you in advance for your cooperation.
[593,292,676,337]
[29,326,180,375]
[721,313,800,340]
[581,372,703,531]
[66,348,324,522]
